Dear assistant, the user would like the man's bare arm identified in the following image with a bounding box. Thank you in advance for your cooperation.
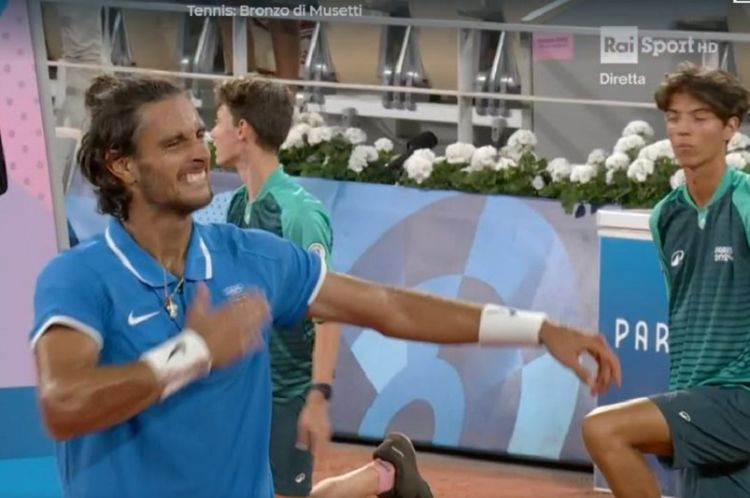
[35,327,161,440]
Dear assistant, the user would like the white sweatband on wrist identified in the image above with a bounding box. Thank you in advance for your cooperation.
[140,328,212,399]
[478,304,547,346]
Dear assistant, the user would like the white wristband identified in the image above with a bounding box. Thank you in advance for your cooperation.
[478,304,547,346]
[141,329,212,399]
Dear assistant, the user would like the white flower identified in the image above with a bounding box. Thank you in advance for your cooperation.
[654,139,675,159]
[446,142,476,164]
[587,149,608,166]
[743,152,750,165]
[729,132,750,152]
[434,156,446,163]
[637,144,660,162]
[622,120,655,142]
[500,145,525,162]
[374,137,394,153]
[532,175,546,191]
[404,148,435,184]
[670,169,685,190]
[344,127,367,145]
[295,111,325,127]
[547,157,572,182]
[307,126,333,146]
[347,145,378,173]
[570,164,597,184]
[606,169,617,185]
[289,123,311,137]
[605,152,631,171]
[280,129,305,150]
[469,145,498,171]
[614,135,646,155]
[639,139,675,162]
[492,157,517,171]
[412,148,436,162]
[507,129,538,149]
[727,152,748,170]
[626,158,655,183]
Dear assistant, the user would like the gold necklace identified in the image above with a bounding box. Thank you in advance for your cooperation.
[162,266,185,319]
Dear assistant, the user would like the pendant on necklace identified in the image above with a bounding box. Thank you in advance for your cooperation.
[166,298,179,318]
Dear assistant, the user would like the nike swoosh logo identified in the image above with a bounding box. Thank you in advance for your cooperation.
[128,311,160,326]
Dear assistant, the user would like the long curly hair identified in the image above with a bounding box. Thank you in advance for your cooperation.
[77,75,183,221]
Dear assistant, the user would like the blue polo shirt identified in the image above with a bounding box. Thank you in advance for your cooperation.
[30,219,325,498]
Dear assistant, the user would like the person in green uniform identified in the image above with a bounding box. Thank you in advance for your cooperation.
[583,63,750,498]
[210,77,434,498]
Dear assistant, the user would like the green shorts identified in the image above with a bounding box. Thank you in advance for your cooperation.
[270,396,313,497]
[651,386,750,498]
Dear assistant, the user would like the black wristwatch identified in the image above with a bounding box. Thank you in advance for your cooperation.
[309,383,333,401]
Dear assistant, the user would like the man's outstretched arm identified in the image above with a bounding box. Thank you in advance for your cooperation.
[307,272,621,394]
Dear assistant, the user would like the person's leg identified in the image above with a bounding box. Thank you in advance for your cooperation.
[56,3,104,128]
[218,17,256,75]
[309,462,381,498]
[311,433,432,498]
[585,387,750,498]
[120,10,182,72]
[271,396,313,498]
[583,397,670,498]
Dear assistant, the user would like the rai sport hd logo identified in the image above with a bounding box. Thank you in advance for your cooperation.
[599,26,719,64]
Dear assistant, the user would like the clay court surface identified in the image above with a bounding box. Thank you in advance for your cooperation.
[314,443,611,497]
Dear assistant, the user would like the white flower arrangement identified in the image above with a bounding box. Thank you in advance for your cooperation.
[507,129,538,149]
[570,164,597,184]
[654,139,676,159]
[614,135,647,157]
[308,126,334,146]
[500,145,524,162]
[670,168,685,190]
[605,168,617,185]
[347,145,379,173]
[626,158,655,183]
[729,132,750,152]
[637,139,675,163]
[281,129,305,150]
[532,175,546,191]
[493,157,518,171]
[404,148,436,184]
[586,149,608,167]
[446,142,476,164]
[547,157,572,182]
[726,152,748,170]
[269,122,704,214]
[622,120,655,142]
[605,152,632,171]
[468,145,498,172]
[294,111,326,127]
[344,127,367,145]
[374,138,394,153]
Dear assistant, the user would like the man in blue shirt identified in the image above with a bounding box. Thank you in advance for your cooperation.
[31,75,620,498]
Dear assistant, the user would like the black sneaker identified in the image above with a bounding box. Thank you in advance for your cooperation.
[372,432,434,498]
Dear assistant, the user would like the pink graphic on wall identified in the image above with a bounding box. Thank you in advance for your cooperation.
[0,0,60,388]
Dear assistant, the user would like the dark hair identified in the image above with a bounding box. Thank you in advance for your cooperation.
[83,74,121,114]
[77,76,183,221]
[215,76,293,152]
[655,62,750,125]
